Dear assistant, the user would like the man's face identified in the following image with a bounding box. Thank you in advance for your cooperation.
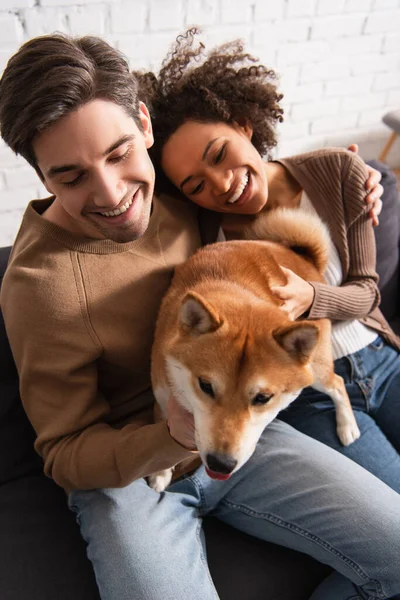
[34,99,155,242]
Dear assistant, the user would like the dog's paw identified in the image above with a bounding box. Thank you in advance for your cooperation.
[337,421,361,446]
[148,469,174,493]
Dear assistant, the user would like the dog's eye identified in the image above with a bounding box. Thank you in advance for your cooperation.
[252,393,273,406]
[198,378,215,398]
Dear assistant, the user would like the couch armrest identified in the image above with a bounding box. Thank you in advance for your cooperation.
[366,160,400,326]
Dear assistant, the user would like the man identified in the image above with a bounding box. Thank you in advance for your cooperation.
[1,34,400,600]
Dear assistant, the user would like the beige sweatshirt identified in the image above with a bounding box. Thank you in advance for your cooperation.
[1,193,202,492]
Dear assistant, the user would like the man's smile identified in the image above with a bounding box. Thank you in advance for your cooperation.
[99,194,134,217]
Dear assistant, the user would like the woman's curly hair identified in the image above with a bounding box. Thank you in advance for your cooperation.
[134,28,284,194]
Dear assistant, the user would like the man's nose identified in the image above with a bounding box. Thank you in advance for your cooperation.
[93,173,127,208]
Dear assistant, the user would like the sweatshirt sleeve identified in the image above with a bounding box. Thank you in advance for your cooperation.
[1,257,192,492]
[307,152,380,322]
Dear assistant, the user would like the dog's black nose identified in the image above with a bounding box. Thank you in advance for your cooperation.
[206,453,237,475]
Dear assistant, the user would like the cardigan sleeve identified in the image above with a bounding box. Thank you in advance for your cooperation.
[307,152,380,321]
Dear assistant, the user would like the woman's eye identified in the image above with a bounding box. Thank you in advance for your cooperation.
[198,377,215,398]
[214,145,226,164]
[190,181,204,195]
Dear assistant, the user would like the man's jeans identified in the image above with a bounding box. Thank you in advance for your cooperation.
[280,337,400,493]
[69,420,400,600]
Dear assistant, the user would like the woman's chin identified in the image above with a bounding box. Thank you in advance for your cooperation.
[242,196,267,215]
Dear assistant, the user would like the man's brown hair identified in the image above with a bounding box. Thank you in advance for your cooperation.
[0,34,142,177]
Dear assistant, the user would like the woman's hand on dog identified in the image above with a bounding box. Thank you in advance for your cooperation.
[348,143,383,227]
[270,266,315,321]
[167,395,198,452]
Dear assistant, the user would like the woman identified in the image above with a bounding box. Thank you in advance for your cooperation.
[136,28,400,493]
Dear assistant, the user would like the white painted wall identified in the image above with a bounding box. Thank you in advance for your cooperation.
[1,0,400,245]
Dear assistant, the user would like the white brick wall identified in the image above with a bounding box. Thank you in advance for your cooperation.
[1,0,400,245]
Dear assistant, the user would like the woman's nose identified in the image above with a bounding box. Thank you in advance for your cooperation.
[208,169,233,195]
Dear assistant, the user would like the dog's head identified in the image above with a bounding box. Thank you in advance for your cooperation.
[165,290,320,480]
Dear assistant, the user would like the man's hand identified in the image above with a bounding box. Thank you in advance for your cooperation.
[270,267,315,320]
[166,394,197,451]
[348,144,383,227]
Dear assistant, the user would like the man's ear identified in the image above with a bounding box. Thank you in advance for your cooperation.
[233,117,253,141]
[139,101,154,149]
[33,163,54,195]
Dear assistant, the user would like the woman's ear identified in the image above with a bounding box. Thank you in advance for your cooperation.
[233,117,253,140]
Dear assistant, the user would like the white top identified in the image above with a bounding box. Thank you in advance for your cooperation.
[300,191,377,360]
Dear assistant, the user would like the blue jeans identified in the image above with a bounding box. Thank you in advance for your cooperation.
[69,419,400,600]
[280,337,400,493]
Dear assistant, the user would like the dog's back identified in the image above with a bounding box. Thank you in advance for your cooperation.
[164,207,330,315]
[245,207,331,274]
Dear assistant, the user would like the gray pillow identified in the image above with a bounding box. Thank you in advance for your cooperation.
[367,160,400,328]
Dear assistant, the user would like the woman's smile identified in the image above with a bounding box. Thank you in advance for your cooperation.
[226,171,251,206]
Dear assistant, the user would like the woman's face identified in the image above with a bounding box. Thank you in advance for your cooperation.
[161,120,269,214]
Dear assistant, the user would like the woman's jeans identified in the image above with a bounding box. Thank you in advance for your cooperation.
[69,419,400,600]
[280,337,400,493]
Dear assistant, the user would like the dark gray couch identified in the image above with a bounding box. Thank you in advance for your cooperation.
[1,161,399,600]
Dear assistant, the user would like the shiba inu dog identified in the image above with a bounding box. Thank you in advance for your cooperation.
[149,208,360,492]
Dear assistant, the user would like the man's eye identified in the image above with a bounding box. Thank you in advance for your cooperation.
[190,181,204,195]
[109,147,132,163]
[63,174,84,187]
[198,377,215,398]
[214,145,226,164]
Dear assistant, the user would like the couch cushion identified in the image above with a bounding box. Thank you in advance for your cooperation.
[205,518,331,600]
[0,247,44,484]
[367,160,400,328]
[0,474,100,600]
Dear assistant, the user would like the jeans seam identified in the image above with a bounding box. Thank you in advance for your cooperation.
[356,380,371,413]
[190,474,210,512]
[219,498,383,594]
[195,518,220,599]
[368,337,384,352]
[347,353,373,413]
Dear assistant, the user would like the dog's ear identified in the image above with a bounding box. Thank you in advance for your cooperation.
[273,322,319,364]
[180,292,223,334]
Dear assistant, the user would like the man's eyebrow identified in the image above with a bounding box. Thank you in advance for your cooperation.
[105,134,135,155]
[47,163,80,178]
[179,137,220,190]
[46,134,136,178]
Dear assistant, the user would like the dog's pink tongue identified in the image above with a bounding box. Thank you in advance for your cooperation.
[205,467,232,481]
